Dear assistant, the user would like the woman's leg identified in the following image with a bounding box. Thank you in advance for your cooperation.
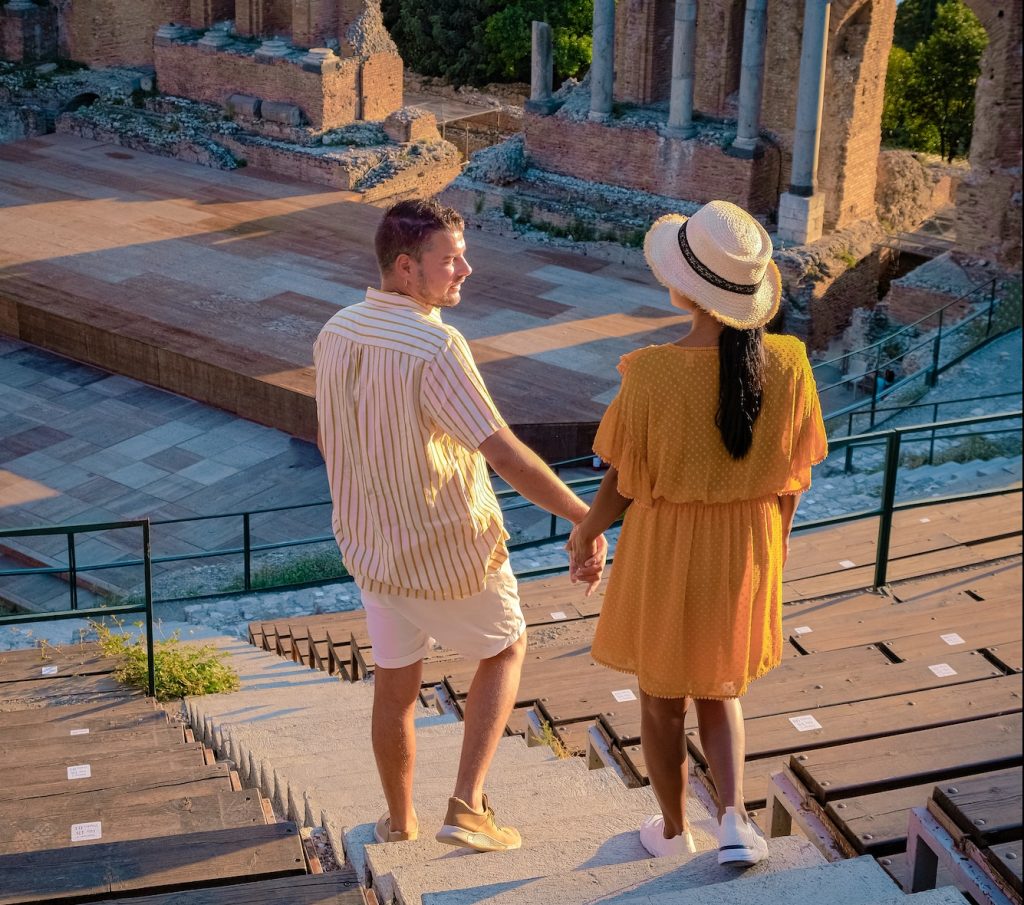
[639,690,690,837]
[693,697,747,819]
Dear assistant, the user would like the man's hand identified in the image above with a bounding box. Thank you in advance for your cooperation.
[567,525,607,597]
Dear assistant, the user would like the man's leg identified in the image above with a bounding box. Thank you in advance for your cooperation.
[452,631,527,810]
[372,658,424,834]
[639,690,690,838]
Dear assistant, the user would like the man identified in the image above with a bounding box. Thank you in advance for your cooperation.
[314,199,605,853]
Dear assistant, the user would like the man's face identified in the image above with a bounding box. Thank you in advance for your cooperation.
[406,229,472,309]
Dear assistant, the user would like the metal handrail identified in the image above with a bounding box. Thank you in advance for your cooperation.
[0,519,155,696]
[1,412,1019,606]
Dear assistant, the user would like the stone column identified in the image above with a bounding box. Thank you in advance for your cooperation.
[778,0,831,245]
[526,21,557,114]
[589,0,615,122]
[665,0,697,138]
[730,0,769,156]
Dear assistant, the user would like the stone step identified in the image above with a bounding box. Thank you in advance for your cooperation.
[592,856,899,905]
[869,890,972,905]
[416,834,825,905]
[374,789,716,905]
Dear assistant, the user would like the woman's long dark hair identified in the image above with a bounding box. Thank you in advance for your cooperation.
[716,326,766,459]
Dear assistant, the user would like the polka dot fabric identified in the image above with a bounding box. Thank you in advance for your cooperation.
[591,334,827,699]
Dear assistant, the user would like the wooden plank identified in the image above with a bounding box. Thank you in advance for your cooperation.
[881,613,1022,661]
[930,768,1023,846]
[689,674,1023,763]
[0,644,119,683]
[985,641,1023,674]
[0,789,267,855]
[0,724,186,762]
[0,699,158,729]
[826,781,938,855]
[0,674,140,709]
[0,761,234,819]
[3,745,208,795]
[0,709,166,743]
[987,841,1023,897]
[790,713,1023,802]
[792,597,1013,653]
[0,822,307,904]
[85,872,365,904]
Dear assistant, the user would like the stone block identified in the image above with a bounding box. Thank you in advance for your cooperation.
[777,191,826,246]
[383,108,440,144]
[226,93,261,119]
[261,100,304,126]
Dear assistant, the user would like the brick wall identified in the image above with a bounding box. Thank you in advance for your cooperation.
[613,0,673,105]
[524,112,780,215]
[359,51,401,120]
[59,0,189,68]
[235,0,293,38]
[291,0,339,48]
[884,284,974,327]
[693,0,744,116]
[955,0,1022,268]
[155,41,359,129]
[1,5,58,63]
[189,0,234,29]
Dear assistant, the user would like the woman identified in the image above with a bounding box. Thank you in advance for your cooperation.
[569,201,827,865]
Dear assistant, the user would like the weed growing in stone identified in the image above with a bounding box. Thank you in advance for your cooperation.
[534,719,572,759]
[92,617,240,701]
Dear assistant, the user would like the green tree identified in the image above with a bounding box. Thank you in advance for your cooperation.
[892,0,942,51]
[881,0,987,160]
[483,1,593,84]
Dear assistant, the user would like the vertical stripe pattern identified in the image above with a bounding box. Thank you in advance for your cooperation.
[314,288,509,600]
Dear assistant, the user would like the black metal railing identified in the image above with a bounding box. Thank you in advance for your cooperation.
[0,519,155,696]
[1,413,1019,608]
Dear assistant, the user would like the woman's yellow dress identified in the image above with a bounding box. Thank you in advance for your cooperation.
[590,334,828,700]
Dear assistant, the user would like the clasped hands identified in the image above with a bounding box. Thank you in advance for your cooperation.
[566,523,608,597]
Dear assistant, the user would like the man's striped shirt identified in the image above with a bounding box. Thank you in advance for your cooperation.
[314,288,509,600]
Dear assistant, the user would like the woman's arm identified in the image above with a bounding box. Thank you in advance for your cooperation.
[567,466,631,580]
[778,492,801,565]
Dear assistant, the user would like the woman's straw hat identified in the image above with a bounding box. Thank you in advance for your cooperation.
[643,200,782,330]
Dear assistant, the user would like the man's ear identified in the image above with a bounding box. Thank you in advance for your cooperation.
[392,253,414,280]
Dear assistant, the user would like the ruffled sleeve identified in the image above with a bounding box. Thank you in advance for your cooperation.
[781,351,828,494]
[593,351,654,507]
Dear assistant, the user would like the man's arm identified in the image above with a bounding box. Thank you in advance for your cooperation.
[479,427,589,524]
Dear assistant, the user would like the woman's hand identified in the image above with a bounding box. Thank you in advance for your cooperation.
[567,523,607,597]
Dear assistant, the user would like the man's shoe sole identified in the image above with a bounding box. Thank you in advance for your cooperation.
[435,825,521,852]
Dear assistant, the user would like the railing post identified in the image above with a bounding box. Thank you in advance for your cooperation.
[844,441,854,474]
[549,512,558,538]
[929,307,944,387]
[928,425,937,466]
[67,532,79,611]
[243,513,252,592]
[873,431,902,589]
[143,520,155,699]
[869,372,880,428]
[985,279,997,337]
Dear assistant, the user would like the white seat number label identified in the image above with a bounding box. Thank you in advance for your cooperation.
[789,715,823,732]
[940,633,965,646]
[71,822,102,842]
[929,663,957,677]
[612,689,637,703]
[67,764,92,780]
[550,612,568,621]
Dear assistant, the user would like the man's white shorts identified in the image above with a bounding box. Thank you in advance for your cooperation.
[359,560,526,669]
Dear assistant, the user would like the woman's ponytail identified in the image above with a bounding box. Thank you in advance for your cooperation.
[716,326,766,459]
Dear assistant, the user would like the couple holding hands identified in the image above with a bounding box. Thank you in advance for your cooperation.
[314,197,826,865]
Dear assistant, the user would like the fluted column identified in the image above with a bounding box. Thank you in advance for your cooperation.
[778,0,832,244]
[730,0,769,156]
[665,0,697,138]
[589,0,615,122]
[526,21,557,114]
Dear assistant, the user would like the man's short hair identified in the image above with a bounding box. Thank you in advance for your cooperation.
[375,199,465,273]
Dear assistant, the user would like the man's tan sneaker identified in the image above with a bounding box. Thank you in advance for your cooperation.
[435,794,522,852]
[374,813,418,844]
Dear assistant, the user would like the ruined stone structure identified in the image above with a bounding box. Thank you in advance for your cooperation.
[525,0,1021,269]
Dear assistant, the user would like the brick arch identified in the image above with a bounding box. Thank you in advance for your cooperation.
[950,0,1022,266]
[817,0,897,232]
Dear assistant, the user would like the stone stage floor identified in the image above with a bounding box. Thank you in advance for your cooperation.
[0,134,688,455]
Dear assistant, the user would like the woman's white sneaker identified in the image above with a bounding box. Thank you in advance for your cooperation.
[639,814,696,858]
[716,807,769,866]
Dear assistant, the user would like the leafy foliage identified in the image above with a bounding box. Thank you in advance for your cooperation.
[383,0,592,86]
[93,619,240,702]
[882,0,987,160]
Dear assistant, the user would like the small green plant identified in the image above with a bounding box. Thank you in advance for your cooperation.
[533,719,572,759]
[219,549,347,593]
[837,247,859,269]
[92,618,240,702]
[474,192,486,214]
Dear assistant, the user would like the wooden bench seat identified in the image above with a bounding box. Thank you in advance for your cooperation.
[0,673,143,709]
[0,789,268,855]
[0,822,306,905]
[790,712,1022,803]
[881,612,1022,661]
[984,640,1023,674]
[0,724,188,763]
[90,872,365,905]
[0,644,118,683]
[0,707,166,742]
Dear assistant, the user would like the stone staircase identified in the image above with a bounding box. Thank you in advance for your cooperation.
[187,639,973,905]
